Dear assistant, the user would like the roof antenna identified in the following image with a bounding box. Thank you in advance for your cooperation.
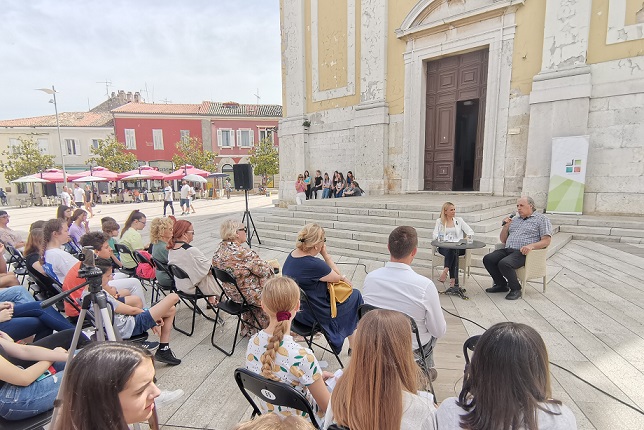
[253,88,261,105]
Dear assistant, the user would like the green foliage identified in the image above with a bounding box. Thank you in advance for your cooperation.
[171,137,218,171]
[88,135,137,172]
[0,136,56,181]
[248,138,279,181]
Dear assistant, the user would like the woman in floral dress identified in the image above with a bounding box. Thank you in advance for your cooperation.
[212,219,277,335]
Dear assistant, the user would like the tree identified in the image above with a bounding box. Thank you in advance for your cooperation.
[171,137,218,171]
[0,136,56,181]
[88,135,137,172]
[248,138,279,185]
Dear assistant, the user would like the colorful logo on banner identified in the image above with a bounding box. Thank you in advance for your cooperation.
[565,159,582,174]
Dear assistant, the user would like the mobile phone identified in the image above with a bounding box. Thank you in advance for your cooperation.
[36,366,57,382]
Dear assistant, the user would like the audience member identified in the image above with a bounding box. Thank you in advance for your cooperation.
[150,217,175,290]
[295,174,307,205]
[0,243,20,289]
[483,196,552,300]
[436,322,577,430]
[68,208,89,246]
[0,210,25,250]
[60,185,71,207]
[335,172,346,197]
[90,258,181,364]
[322,172,332,199]
[30,220,46,231]
[312,170,323,199]
[346,171,354,186]
[43,218,78,283]
[167,220,218,303]
[0,329,90,421]
[343,181,362,197]
[235,414,316,430]
[212,220,276,333]
[0,299,76,342]
[101,217,121,263]
[303,170,311,200]
[324,309,437,430]
[53,341,161,430]
[246,277,331,425]
[24,228,57,295]
[433,202,474,288]
[282,223,362,354]
[362,226,446,380]
[120,210,147,270]
[56,205,72,226]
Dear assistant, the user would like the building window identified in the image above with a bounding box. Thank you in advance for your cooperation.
[65,139,81,155]
[37,138,48,153]
[153,129,164,150]
[218,129,235,147]
[237,129,253,148]
[259,128,273,143]
[180,130,190,144]
[91,139,100,150]
[125,129,136,149]
[9,138,20,154]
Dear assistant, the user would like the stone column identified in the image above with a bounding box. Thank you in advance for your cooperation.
[523,0,592,208]
[353,0,389,195]
[279,0,309,203]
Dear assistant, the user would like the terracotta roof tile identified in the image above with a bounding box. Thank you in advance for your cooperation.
[111,103,201,115]
[0,112,113,128]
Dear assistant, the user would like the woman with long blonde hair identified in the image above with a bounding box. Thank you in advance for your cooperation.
[245,277,331,426]
[324,309,436,429]
[432,202,474,287]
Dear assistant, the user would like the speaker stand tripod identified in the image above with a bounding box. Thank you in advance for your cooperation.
[241,190,261,248]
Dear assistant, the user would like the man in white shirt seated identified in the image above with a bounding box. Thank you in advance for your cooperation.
[362,226,447,380]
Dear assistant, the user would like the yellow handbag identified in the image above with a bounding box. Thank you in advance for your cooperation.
[327,280,353,318]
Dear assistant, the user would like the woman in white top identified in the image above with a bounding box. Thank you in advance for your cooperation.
[323,309,436,430]
[43,218,79,283]
[436,322,577,430]
[167,220,218,304]
[432,202,474,288]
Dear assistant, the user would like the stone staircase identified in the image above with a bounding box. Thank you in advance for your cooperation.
[249,196,524,270]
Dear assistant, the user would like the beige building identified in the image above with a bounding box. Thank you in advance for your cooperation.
[278,0,644,214]
[0,112,114,194]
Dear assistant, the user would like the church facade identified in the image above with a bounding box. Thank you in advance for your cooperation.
[278,0,644,215]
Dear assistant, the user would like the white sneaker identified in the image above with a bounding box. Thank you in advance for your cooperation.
[155,389,184,409]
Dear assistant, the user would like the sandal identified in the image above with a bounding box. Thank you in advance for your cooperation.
[438,268,449,284]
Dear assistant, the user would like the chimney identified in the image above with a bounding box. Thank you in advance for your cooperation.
[126,92,133,102]
[134,92,141,103]
[110,91,116,99]
[118,90,126,104]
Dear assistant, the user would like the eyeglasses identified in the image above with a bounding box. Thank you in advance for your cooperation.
[324,237,327,242]
[186,230,195,234]
[237,227,247,232]
[137,219,146,225]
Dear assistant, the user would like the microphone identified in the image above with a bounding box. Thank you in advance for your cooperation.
[501,213,515,226]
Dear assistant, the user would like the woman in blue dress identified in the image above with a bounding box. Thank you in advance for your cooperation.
[282,223,363,354]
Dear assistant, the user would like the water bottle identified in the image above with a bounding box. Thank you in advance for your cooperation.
[467,233,474,245]
[438,224,445,242]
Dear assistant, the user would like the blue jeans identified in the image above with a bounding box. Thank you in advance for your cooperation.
[322,188,331,199]
[0,286,35,304]
[0,302,74,341]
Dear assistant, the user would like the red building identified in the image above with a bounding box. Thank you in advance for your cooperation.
[112,100,281,174]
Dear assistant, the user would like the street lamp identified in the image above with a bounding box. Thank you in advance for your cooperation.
[36,86,67,185]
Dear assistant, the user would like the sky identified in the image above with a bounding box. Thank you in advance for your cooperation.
[0,0,283,120]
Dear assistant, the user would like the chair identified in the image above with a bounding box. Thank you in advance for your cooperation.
[5,244,29,284]
[211,268,262,356]
[100,194,111,204]
[151,258,175,303]
[113,243,139,278]
[463,334,481,368]
[0,409,52,430]
[290,288,343,368]
[122,193,133,203]
[357,303,435,400]
[234,368,321,429]
[133,250,157,292]
[431,245,472,286]
[516,247,548,293]
[168,264,217,337]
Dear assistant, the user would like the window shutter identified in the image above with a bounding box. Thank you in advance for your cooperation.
[230,129,235,147]
[249,129,254,146]
[217,129,222,147]
[237,130,242,147]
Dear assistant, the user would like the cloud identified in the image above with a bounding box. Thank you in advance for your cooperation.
[0,0,282,119]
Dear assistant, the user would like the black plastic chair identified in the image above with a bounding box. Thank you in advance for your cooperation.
[168,264,216,336]
[463,334,481,369]
[234,368,321,429]
[357,303,436,400]
[291,288,343,368]
[5,244,29,284]
[0,409,52,430]
[151,257,176,303]
[113,243,139,278]
[211,268,262,356]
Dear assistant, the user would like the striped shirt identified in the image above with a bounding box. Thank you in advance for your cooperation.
[505,212,552,250]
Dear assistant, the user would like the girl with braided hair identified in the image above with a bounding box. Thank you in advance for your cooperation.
[245,277,332,426]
